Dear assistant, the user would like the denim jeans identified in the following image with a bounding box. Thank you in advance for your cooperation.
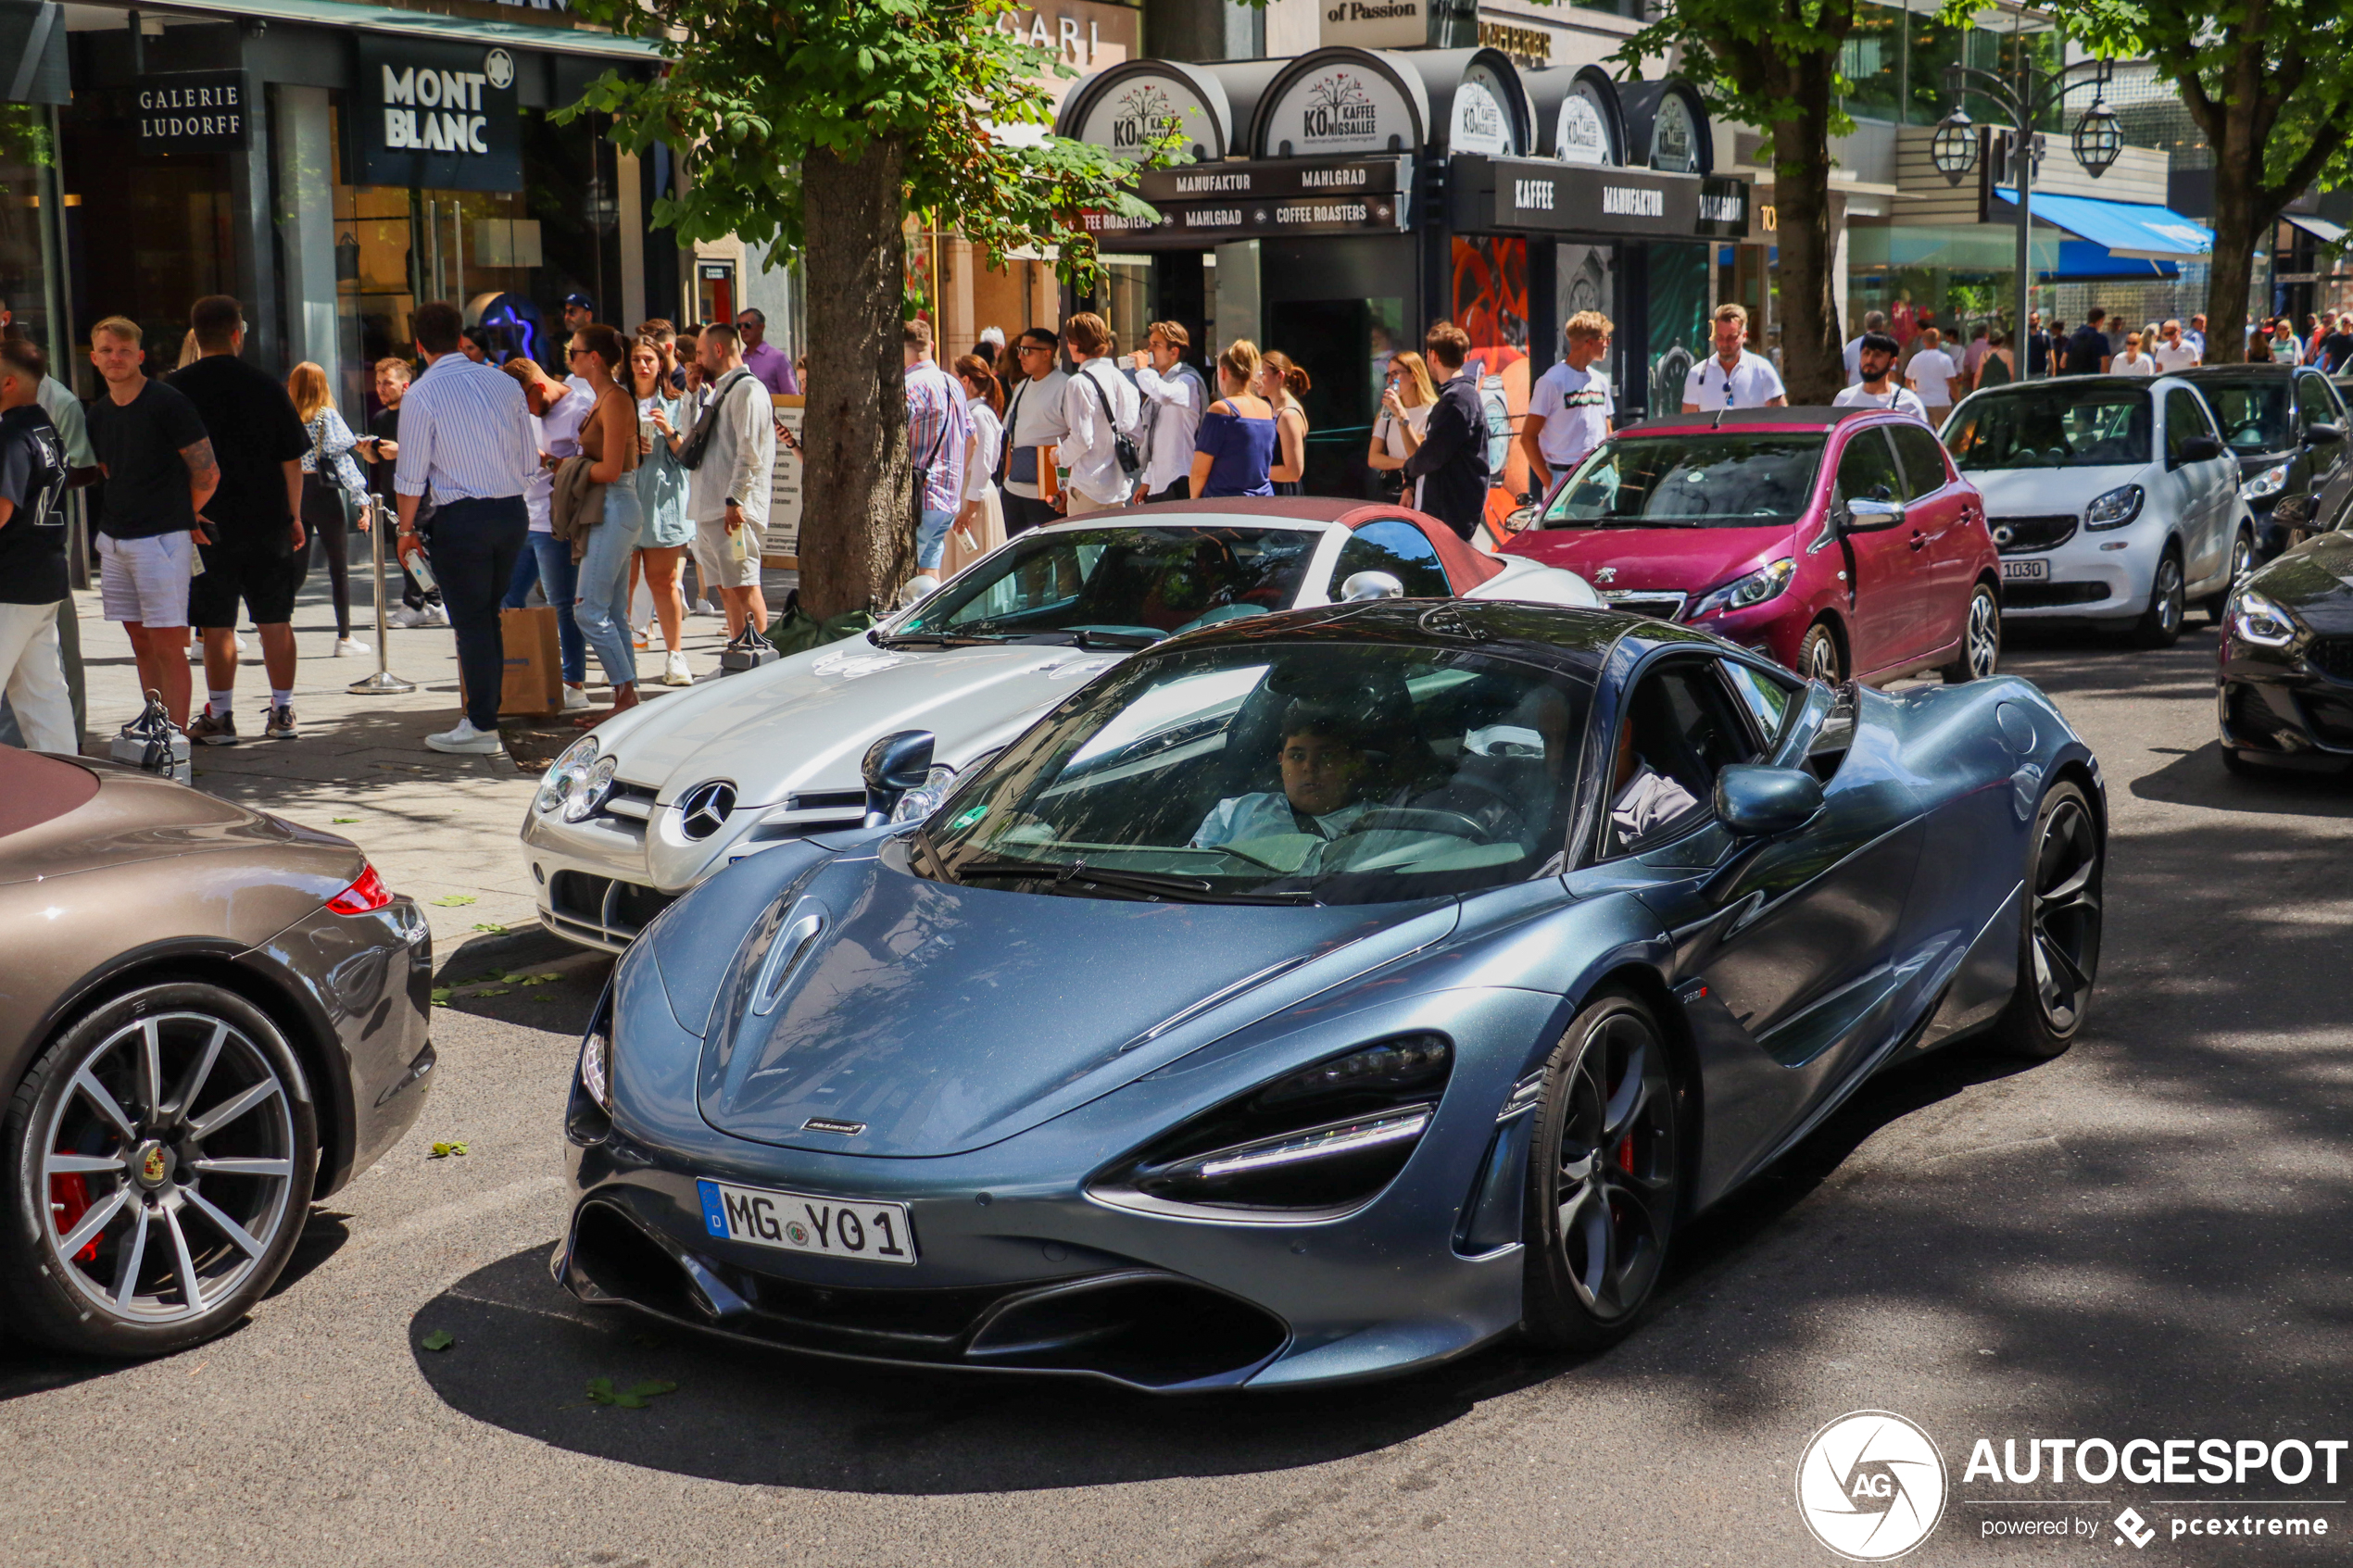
[431,496,529,733]
[916,508,954,571]
[503,531,586,684]
[573,485,644,689]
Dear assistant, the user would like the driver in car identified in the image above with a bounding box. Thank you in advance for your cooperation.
[1192,702,1376,847]
[1609,720,1701,842]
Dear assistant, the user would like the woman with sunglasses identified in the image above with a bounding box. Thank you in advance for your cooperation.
[1367,352,1437,509]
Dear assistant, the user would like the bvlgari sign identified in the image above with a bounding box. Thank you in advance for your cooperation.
[348,36,523,193]
[135,72,249,152]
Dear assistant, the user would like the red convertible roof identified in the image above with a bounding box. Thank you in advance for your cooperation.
[1108,496,1506,587]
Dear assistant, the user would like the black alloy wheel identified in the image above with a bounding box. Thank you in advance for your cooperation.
[1522,992,1682,1350]
[0,983,320,1357]
[1798,623,1843,685]
[2133,549,2186,648]
[1942,583,2002,684]
[2206,530,2256,623]
[1991,781,2104,1059]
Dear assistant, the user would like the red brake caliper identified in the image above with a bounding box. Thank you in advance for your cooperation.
[1616,1136,1636,1173]
[49,1173,97,1262]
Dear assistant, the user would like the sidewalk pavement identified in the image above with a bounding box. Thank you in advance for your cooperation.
[64,550,798,958]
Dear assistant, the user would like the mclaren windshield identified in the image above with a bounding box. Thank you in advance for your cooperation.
[1944,384,2154,470]
[1539,433,1827,530]
[880,523,1320,647]
[921,642,1592,905]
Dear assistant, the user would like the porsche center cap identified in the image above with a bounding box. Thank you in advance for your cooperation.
[134,1141,171,1188]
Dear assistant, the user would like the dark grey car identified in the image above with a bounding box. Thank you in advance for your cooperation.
[2184,365,2353,560]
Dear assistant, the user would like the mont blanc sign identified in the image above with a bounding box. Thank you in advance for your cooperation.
[347,36,523,193]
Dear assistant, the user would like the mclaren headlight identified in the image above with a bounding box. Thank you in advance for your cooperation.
[2084,483,2145,531]
[1690,558,1795,620]
[2242,462,2292,502]
[2228,588,2302,649]
[1093,1034,1453,1214]
[535,735,599,817]
[889,764,959,824]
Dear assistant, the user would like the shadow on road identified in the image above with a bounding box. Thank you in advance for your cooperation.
[2131,741,2353,816]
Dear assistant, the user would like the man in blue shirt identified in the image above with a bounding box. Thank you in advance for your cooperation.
[1194,703,1375,849]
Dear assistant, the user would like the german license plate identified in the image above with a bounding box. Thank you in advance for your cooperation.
[2001,558,2049,582]
[695,1178,917,1265]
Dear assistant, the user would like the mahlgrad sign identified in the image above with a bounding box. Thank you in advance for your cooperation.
[347,36,523,193]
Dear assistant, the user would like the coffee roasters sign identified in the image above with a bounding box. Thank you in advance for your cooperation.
[135,72,249,152]
[1083,154,1415,246]
[348,36,522,193]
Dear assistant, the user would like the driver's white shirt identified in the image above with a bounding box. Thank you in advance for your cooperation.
[1832,383,1931,421]
[1610,766,1700,841]
[1191,793,1369,849]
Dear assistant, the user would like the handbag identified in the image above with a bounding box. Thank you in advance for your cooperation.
[675,370,753,470]
[311,416,363,530]
[1079,362,1143,490]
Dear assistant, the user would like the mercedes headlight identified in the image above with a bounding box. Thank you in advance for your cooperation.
[1690,558,1795,619]
[2084,483,2145,531]
[2242,462,2292,502]
[2229,588,2302,649]
[535,735,599,816]
[563,754,619,823]
[889,764,959,824]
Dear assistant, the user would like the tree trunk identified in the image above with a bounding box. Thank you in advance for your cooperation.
[1771,54,1844,404]
[2205,176,2260,367]
[799,136,912,619]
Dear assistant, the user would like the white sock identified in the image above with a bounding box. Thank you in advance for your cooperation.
[207,689,233,717]
[271,688,293,709]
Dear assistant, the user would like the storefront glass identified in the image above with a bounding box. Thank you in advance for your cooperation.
[57,93,236,375]
[0,104,58,359]
[1643,243,1710,417]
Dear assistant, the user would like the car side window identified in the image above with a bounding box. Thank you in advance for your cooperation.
[1888,423,1952,500]
[1334,519,1451,598]
[1722,660,1797,745]
[2296,373,2339,435]
[1832,428,1903,508]
[2164,388,2216,462]
[1602,659,1764,858]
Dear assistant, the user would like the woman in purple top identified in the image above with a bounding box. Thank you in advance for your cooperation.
[1189,339,1279,499]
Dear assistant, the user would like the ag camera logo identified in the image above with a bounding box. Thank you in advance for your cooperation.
[1796,1411,1949,1561]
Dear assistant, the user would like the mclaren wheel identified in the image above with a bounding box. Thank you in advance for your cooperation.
[0,982,319,1357]
[1990,782,2104,1060]
[1521,992,1684,1351]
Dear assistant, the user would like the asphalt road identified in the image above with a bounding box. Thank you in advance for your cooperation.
[5,619,2349,1568]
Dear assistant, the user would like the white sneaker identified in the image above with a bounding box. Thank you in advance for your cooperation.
[423,718,505,755]
[386,606,430,629]
[662,649,694,686]
[688,601,721,619]
[561,684,591,712]
[333,636,369,658]
[422,603,451,628]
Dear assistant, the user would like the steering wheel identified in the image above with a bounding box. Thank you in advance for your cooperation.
[1331,807,1495,845]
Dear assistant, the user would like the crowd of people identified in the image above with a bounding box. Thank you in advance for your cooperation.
[0,289,795,759]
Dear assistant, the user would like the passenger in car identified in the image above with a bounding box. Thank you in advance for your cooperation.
[1609,717,1701,843]
[1192,702,1376,847]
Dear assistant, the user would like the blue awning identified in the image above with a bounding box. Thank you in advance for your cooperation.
[2043,240,2179,282]
[1989,190,2213,260]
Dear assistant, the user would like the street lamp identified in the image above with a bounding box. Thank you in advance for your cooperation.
[1934,56,2118,377]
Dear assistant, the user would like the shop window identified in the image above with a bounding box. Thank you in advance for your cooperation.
[0,105,58,363]
[1842,2,1904,123]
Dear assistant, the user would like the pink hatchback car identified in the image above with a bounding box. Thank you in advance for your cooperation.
[1504,408,2003,684]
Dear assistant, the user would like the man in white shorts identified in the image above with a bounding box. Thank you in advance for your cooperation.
[685,322,774,641]
[1519,310,1616,499]
[84,316,217,729]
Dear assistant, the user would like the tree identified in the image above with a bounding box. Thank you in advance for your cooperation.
[2070,0,2353,363]
[560,0,1156,614]
[1620,0,1878,403]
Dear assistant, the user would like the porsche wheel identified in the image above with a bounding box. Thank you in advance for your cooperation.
[1990,783,2103,1060]
[1941,583,2001,684]
[0,983,318,1357]
[1798,623,1843,685]
[1521,992,1683,1351]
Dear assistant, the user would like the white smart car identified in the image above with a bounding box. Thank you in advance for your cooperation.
[521,500,1599,951]
[1942,374,2253,646]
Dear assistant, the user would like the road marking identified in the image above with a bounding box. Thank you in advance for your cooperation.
[359,1175,565,1251]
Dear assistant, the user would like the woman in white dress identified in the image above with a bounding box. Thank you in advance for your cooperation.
[1366,350,1438,510]
[946,354,1007,578]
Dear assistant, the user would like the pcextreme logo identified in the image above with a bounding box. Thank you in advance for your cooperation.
[1797,1411,1950,1561]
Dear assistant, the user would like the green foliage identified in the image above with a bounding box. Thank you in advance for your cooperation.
[420,1329,455,1351]
[428,1140,469,1159]
[585,1376,677,1410]
[557,0,1164,290]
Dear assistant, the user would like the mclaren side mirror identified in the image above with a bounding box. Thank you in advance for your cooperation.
[2176,433,2223,466]
[1715,764,1824,838]
[2305,421,2346,446]
[1843,498,1906,533]
[1340,571,1406,602]
[862,729,937,827]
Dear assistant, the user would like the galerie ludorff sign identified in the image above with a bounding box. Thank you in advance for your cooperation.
[135,71,249,152]
[347,35,523,193]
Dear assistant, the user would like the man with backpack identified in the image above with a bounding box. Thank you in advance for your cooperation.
[902,318,968,574]
[1128,320,1205,503]
[1055,312,1141,516]
[1401,320,1491,541]
[682,322,774,639]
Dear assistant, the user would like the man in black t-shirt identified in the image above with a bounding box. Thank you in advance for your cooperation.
[168,295,311,746]
[2318,324,2353,374]
[2066,308,2114,376]
[0,338,75,753]
[87,314,215,730]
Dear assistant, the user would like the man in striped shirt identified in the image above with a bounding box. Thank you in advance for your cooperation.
[903,319,968,575]
[393,299,535,755]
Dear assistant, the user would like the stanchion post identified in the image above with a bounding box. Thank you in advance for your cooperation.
[347,493,418,696]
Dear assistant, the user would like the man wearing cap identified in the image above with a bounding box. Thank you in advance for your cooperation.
[559,294,595,393]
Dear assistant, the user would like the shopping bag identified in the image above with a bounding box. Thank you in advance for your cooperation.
[459,606,565,716]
